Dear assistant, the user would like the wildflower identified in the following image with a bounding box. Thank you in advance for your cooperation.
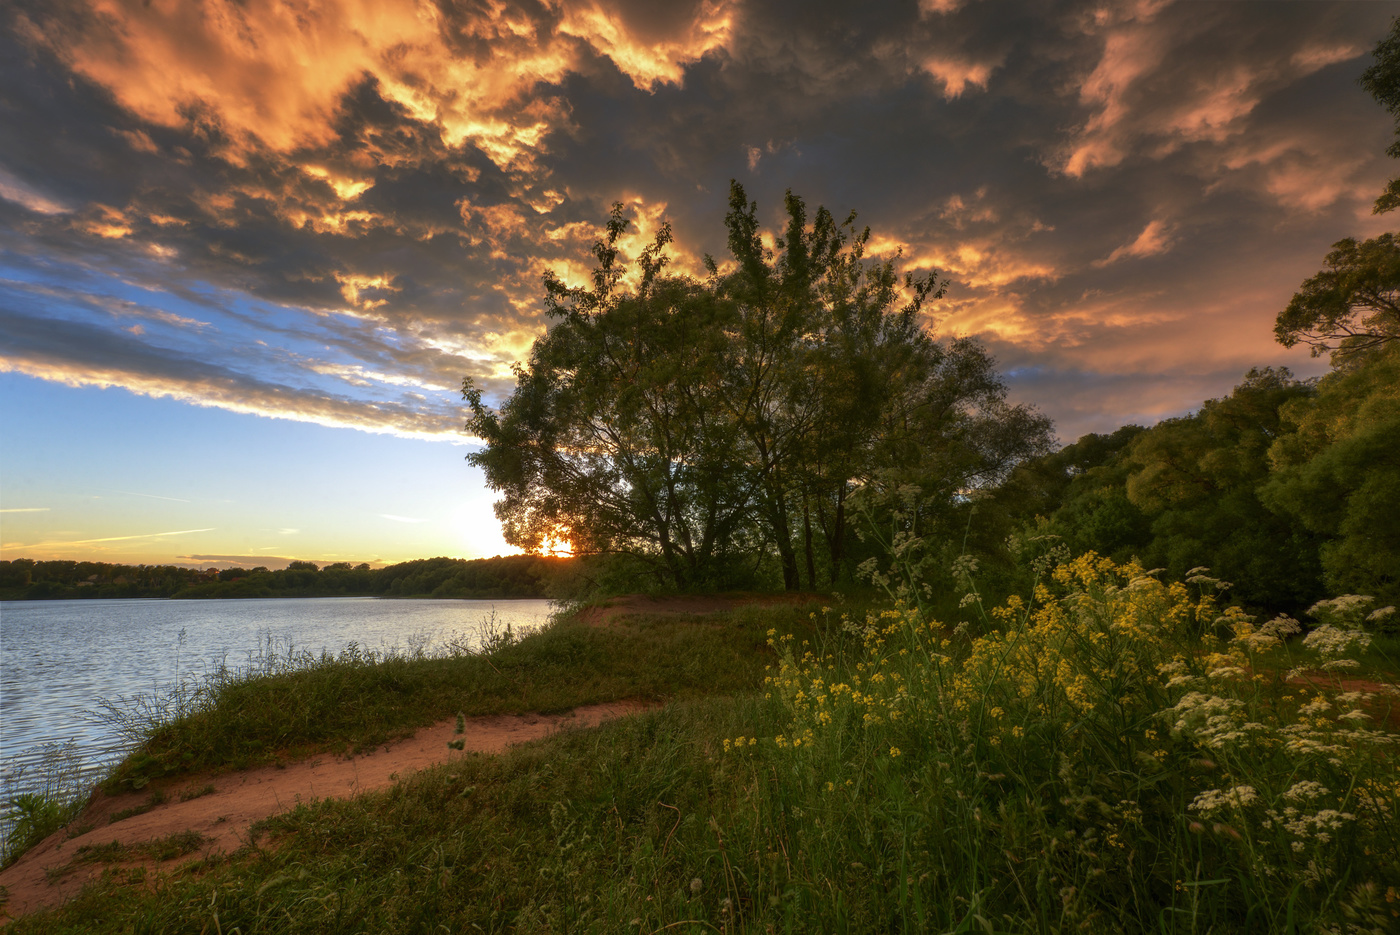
[1283,781,1329,801]
[1302,625,1371,659]
[1190,785,1259,814]
[889,747,901,757]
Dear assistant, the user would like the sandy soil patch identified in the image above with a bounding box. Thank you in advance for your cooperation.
[0,701,652,923]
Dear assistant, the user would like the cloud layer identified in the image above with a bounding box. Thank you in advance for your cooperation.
[1,0,1395,443]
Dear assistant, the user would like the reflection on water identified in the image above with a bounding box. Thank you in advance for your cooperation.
[0,597,554,817]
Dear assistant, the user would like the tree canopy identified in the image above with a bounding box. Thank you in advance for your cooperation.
[464,183,1053,591]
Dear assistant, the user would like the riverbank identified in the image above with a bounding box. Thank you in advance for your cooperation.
[2,567,1397,932]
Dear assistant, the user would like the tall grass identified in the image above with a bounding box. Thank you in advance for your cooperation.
[0,743,86,869]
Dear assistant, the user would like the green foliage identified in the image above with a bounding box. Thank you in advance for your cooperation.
[1274,234,1400,367]
[1,742,86,869]
[466,184,1052,594]
[750,556,1400,932]
[1277,18,1400,356]
[1362,15,1400,212]
[1262,344,1400,604]
[1001,370,1328,613]
[1,795,82,870]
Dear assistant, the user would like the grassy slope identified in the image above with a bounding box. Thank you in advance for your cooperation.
[8,590,1400,934]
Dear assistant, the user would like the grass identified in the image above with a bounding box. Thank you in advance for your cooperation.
[1,742,87,870]
[107,791,167,825]
[5,572,1398,933]
[98,603,826,793]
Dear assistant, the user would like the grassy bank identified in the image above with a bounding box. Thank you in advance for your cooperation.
[6,565,1399,933]
[97,602,826,793]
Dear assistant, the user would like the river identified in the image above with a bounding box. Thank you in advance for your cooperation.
[0,597,554,823]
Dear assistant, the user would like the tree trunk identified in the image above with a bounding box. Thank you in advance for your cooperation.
[769,496,800,591]
[802,496,817,591]
[829,483,846,586]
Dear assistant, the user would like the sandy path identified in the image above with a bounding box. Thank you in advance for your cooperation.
[0,701,652,923]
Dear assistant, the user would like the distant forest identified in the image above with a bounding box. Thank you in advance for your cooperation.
[0,555,573,601]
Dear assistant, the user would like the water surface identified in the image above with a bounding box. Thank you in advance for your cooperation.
[0,597,553,809]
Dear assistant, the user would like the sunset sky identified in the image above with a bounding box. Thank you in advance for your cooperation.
[1,0,1395,568]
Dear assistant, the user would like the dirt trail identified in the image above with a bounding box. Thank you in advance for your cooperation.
[0,701,652,923]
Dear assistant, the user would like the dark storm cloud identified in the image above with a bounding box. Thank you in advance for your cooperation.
[0,0,1395,444]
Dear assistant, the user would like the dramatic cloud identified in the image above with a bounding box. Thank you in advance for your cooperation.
[0,0,1395,449]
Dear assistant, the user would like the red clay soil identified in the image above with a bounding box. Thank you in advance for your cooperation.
[574,591,829,627]
[0,701,652,924]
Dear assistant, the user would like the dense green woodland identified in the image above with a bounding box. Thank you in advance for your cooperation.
[985,349,1399,613]
[0,554,571,601]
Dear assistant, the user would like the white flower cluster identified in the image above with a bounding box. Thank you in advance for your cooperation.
[950,554,979,580]
[1234,613,1302,651]
[1299,697,1331,716]
[1190,785,1258,814]
[1301,624,1371,659]
[1166,692,1263,748]
[1308,594,1375,628]
[1366,604,1397,634]
[1158,658,1202,689]
[1207,665,1247,680]
[1261,807,1355,850]
[1186,573,1231,590]
[1282,780,1329,801]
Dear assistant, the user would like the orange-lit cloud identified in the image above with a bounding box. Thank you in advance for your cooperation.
[551,0,736,90]
[1093,219,1174,267]
[2,0,1394,455]
[922,56,997,99]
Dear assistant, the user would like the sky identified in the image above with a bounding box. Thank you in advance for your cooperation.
[0,0,1395,569]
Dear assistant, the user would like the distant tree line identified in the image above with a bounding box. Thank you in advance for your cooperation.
[0,555,572,601]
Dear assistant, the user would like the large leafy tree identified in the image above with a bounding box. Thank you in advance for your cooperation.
[1120,368,1326,610]
[464,210,755,589]
[716,185,950,589]
[1258,18,1400,606]
[466,185,1052,591]
[1274,234,1400,367]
